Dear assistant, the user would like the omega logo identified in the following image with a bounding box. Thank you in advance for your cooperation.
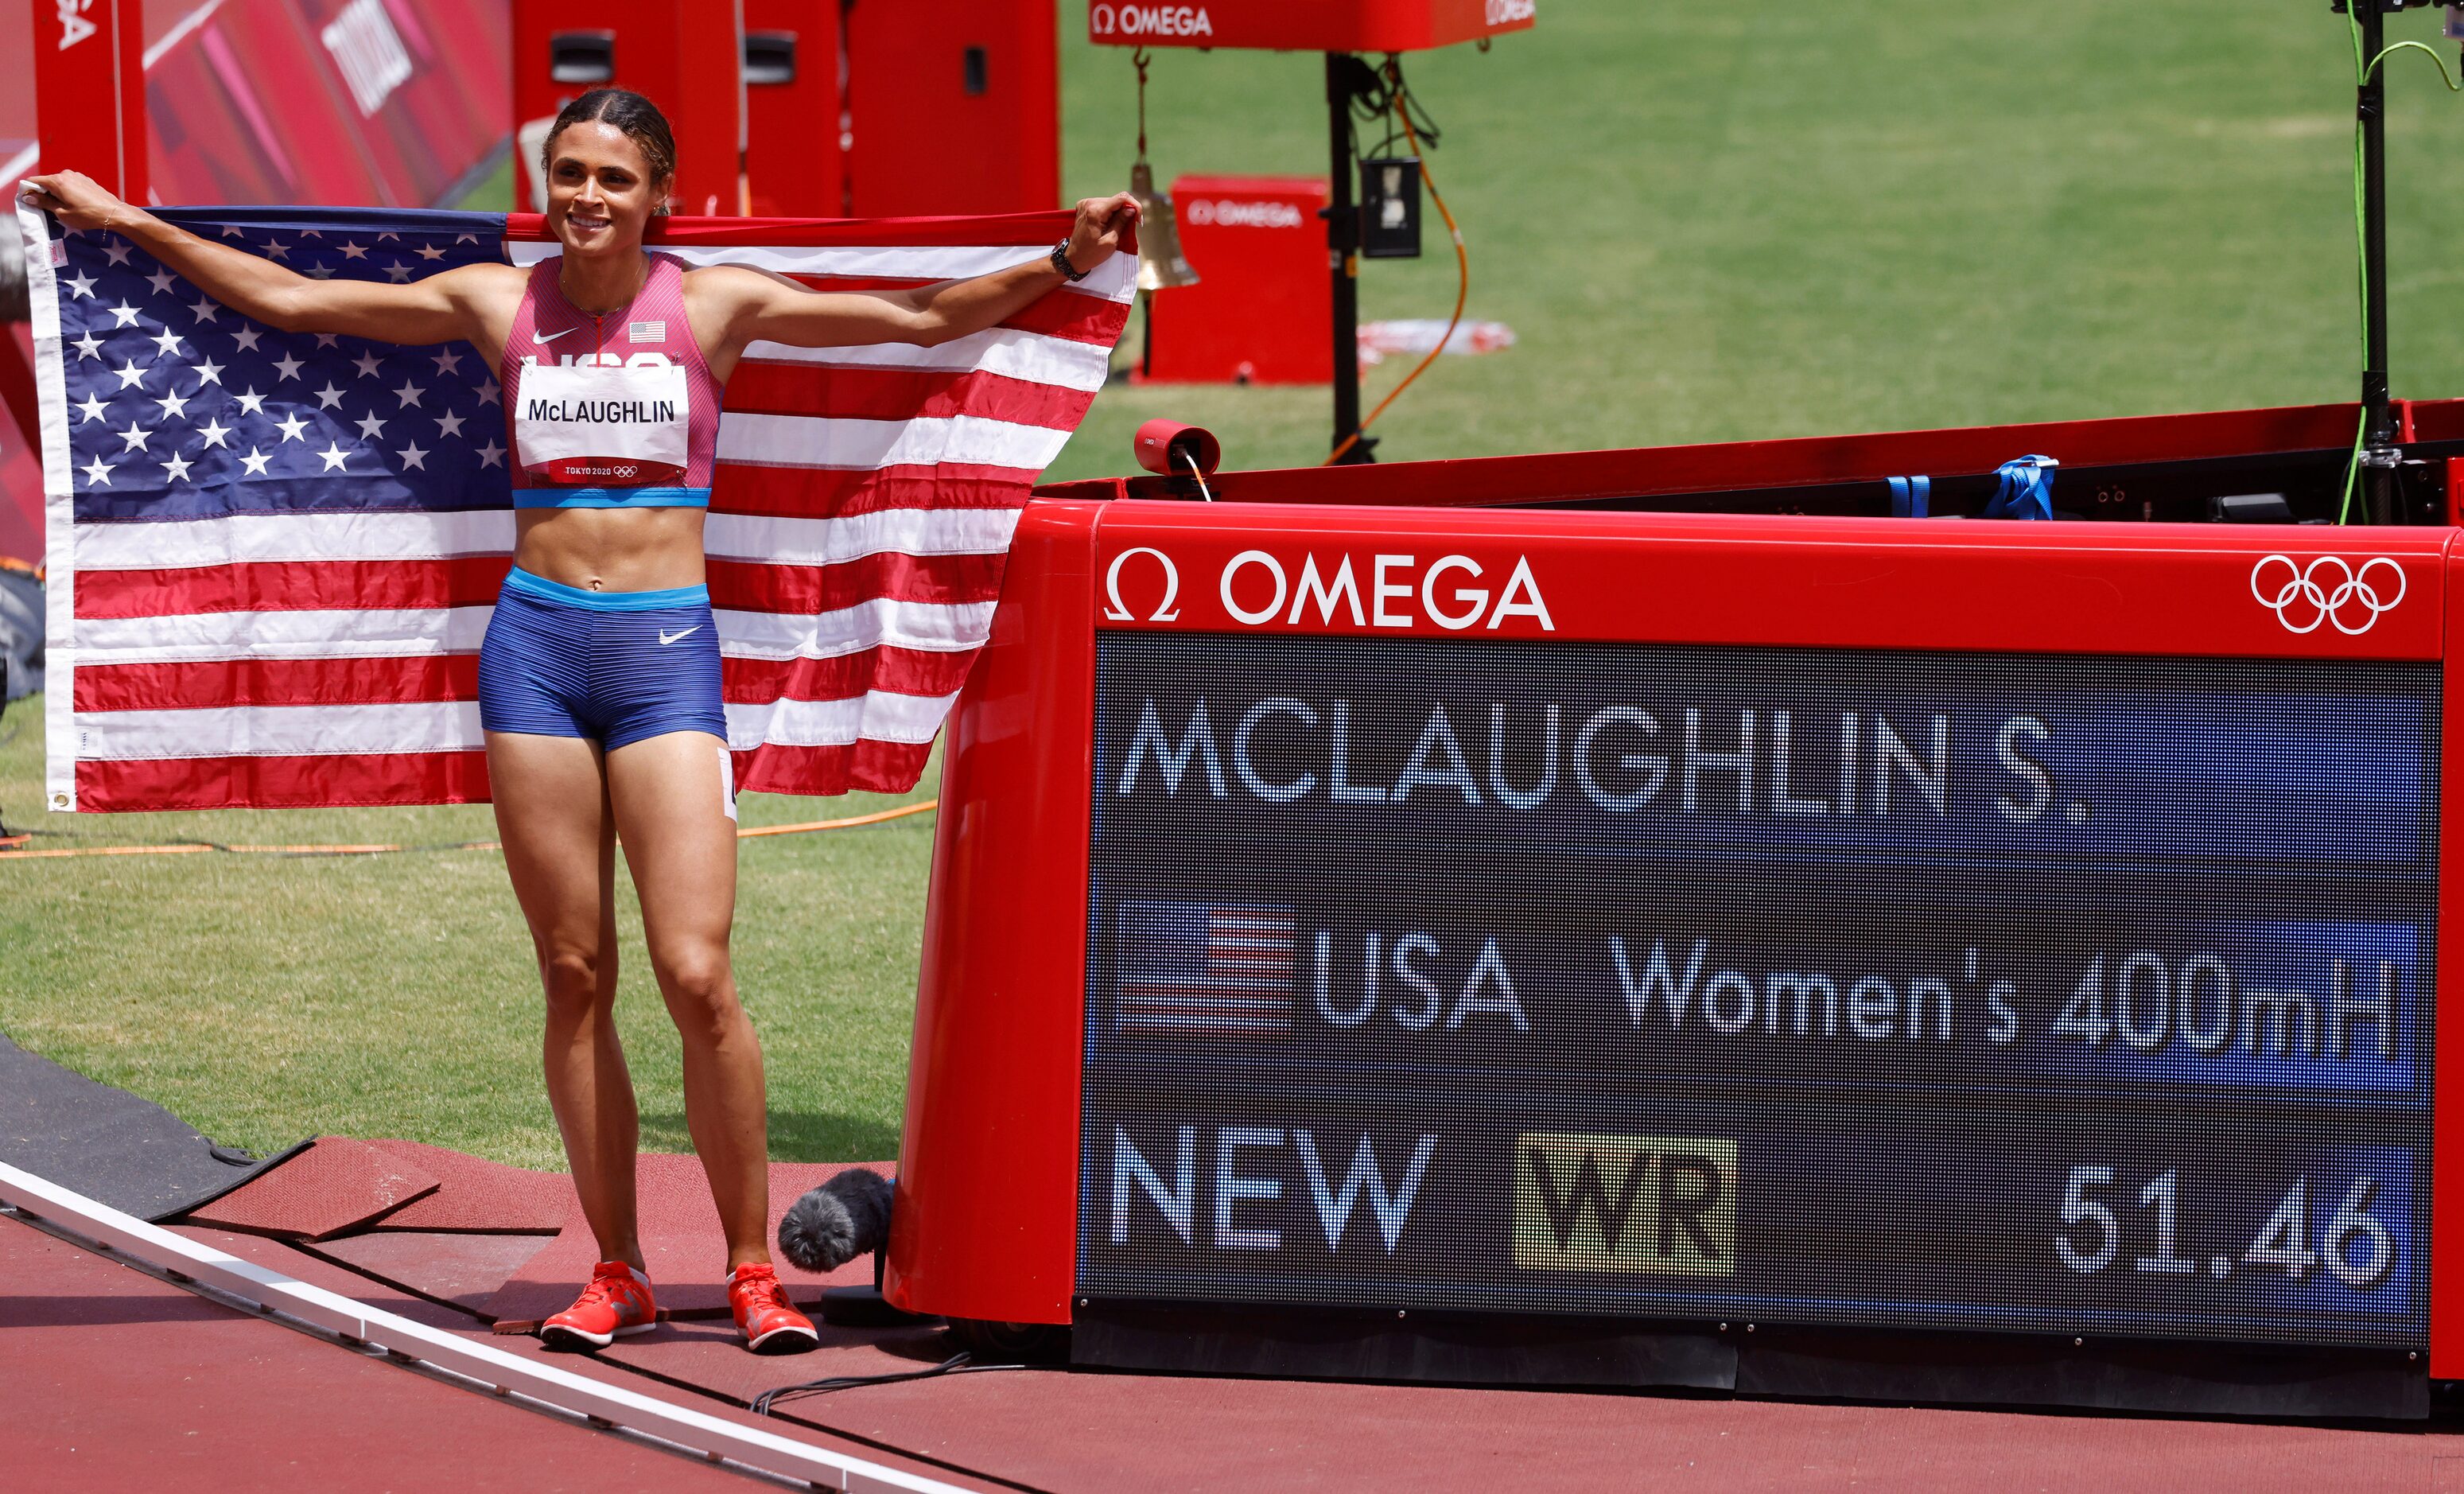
[1107,547,1554,632]
[1183,200,1305,230]
[1090,4,1214,40]
[1219,550,1553,632]
[1105,547,1183,623]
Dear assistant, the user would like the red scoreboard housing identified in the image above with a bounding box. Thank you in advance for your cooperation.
[888,398,2464,1418]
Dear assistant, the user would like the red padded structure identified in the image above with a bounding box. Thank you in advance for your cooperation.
[313,1230,558,1316]
[360,1138,577,1234]
[183,1136,438,1242]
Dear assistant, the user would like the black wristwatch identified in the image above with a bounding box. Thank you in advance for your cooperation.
[1050,238,1089,282]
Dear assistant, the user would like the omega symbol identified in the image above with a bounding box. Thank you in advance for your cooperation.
[1104,547,1182,623]
[2248,554,2407,636]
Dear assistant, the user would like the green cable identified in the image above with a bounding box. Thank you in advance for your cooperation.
[2365,38,2462,91]
[2342,4,2367,523]
[2338,18,2462,524]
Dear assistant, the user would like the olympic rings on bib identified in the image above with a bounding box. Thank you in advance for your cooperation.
[2248,554,2407,636]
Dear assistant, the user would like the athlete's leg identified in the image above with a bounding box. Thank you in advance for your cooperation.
[605,729,770,1270]
[488,729,643,1270]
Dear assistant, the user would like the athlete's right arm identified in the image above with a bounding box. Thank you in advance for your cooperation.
[19,170,507,347]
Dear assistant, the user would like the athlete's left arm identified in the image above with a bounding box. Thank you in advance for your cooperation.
[696,193,1137,367]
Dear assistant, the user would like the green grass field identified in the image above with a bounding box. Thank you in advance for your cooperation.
[0,706,939,1169]
[9,1,2464,1167]
[1048,1,2464,478]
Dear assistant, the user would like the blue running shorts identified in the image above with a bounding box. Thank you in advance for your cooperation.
[477,567,729,751]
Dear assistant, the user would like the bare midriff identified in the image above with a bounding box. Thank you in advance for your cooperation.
[512,507,710,593]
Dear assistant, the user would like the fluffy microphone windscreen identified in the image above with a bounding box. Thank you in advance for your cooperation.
[776,1167,895,1273]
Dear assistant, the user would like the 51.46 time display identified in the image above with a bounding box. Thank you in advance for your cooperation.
[2056,1166,2396,1289]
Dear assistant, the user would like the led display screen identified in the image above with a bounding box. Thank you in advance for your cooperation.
[1077,633,2439,1349]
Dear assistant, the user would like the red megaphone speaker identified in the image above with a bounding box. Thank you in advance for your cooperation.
[1133,419,1222,499]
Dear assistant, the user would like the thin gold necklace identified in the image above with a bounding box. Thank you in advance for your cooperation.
[562,254,649,319]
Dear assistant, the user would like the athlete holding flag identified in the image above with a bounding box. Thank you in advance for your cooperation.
[24,88,1137,1354]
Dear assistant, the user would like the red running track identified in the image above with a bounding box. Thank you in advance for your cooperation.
[0,1214,748,1492]
[21,1141,2464,1492]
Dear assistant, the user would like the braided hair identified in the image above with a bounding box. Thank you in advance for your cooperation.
[541,88,678,212]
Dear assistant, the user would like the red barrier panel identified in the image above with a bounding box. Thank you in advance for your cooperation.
[744,0,846,218]
[33,0,145,200]
[846,0,1058,216]
[1142,175,1331,384]
[511,0,741,215]
[0,3,33,180]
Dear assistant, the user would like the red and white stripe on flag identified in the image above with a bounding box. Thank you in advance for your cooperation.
[25,205,1132,811]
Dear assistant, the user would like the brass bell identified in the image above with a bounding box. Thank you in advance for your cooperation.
[1129,160,1199,292]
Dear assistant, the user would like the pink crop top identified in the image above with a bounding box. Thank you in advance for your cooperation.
[501,252,724,508]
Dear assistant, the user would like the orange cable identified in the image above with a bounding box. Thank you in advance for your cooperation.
[1326,75,1470,466]
[0,799,938,862]
[734,799,939,838]
[0,842,218,861]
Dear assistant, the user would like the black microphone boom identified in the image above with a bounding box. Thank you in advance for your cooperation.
[776,1167,894,1274]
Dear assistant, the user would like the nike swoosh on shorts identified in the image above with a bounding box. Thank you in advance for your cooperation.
[659,627,700,646]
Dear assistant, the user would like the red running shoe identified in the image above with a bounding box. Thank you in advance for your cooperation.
[729,1263,818,1355]
[541,1261,656,1350]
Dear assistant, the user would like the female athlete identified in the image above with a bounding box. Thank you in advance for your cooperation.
[22,88,1137,1355]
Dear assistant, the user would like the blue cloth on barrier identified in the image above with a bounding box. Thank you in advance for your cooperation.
[1983,454,2058,520]
[1888,475,1931,518]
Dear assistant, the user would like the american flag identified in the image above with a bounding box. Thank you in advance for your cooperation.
[1114,901,1296,1037]
[17,203,1131,812]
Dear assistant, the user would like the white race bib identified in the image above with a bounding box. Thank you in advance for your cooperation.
[515,360,690,486]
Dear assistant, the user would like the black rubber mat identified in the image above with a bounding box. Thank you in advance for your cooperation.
[0,1032,309,1221]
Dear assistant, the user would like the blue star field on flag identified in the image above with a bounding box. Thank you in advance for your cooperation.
[52,208,513,523]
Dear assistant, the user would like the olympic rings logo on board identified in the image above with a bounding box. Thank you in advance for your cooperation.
[2249,554,2408,636]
